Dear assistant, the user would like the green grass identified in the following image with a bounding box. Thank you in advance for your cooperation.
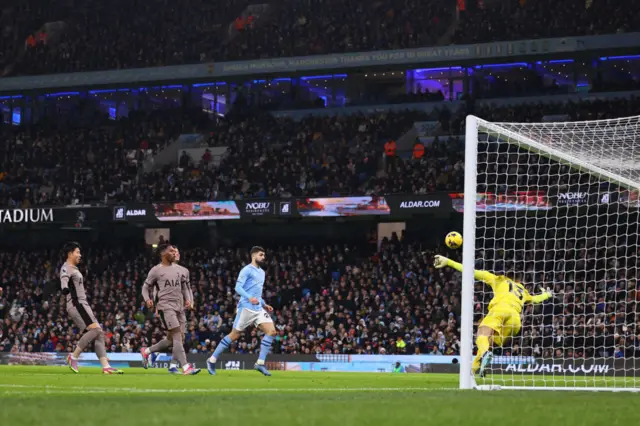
[0,366,637,426]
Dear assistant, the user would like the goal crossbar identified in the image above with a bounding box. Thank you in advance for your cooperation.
[477,117,640,192]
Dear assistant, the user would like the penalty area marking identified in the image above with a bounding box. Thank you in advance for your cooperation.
[0,384,458,394]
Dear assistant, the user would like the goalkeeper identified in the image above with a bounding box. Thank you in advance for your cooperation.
[434,255,553,377]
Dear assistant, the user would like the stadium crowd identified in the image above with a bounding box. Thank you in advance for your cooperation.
[0,108,211,206]
[453,0,640,45]
[140,109,434,202]
[3,0,247,76]
[2,95,639,206]
[218,0,453,61]
[1,0,638,76]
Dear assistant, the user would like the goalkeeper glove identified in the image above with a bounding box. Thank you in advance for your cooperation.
[434,255,449,269]
[539,286,553,300]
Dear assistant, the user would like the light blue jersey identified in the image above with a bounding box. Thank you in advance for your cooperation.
[210,261,274,374]
[235,264,265,312]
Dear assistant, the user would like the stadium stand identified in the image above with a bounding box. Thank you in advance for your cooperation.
[219,0,454,61]
[1,0,638,75]
[453,0,640,45]
[2,95,639,205]
[0,108,211,206]
[4,0,247,76]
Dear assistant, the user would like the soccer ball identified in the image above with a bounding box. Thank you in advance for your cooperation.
[445,232,463,249]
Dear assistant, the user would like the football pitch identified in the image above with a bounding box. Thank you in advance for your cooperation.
[0,367,636,426]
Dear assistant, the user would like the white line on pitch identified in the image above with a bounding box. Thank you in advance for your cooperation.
[0,384,457,394]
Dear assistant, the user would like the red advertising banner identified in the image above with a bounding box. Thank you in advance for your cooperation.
[449,191,553,212]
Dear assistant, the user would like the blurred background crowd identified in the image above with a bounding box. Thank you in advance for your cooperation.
[1,96,639,206]
[1,0,638,75]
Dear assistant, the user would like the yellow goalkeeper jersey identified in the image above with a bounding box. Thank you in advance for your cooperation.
[446,259,549,314]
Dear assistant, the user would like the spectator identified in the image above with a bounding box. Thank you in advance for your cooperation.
[412,140,425,160]
[179,151,191,169]
[396,335,407,353]
[384,139,397,173]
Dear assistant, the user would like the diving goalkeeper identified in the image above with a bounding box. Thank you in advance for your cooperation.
[434,255,553,377]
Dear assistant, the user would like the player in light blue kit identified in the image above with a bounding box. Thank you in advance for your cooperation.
[207,246,276,376]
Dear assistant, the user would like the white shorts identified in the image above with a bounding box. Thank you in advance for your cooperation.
[233,307,273,331]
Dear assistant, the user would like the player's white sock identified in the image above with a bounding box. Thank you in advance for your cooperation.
[256,359,265,365]
[144,348,151,355]
[169,363,177,369]
[209,356,217,363]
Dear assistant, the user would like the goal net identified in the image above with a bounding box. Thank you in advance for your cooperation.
[460,115,640,392]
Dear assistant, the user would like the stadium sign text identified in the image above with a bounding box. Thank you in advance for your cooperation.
[557,192,589,206]
[504,363,609,375]
[399,200,441,209]
[246,202,271,211]
[0,208,53,224]
[125,209,147,217]
[113,206,150,221]
[242,201,275,217]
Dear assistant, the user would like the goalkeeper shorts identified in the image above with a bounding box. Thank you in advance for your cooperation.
[480,307,522,347]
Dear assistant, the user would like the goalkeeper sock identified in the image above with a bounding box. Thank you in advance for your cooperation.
[209,335,232,363]
[473,335,491,371]
[257,335,274,364]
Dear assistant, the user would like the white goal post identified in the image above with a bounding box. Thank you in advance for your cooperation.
[460,114,640,391]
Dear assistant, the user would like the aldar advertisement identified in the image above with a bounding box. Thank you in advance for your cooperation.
[113,204,153,222]
[488,357,638,377]
[386,193,453,215]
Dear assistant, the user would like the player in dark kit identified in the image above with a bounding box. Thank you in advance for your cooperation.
[140,244,201,375]
[60,242,123,374]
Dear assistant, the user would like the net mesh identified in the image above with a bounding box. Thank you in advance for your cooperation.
[469,115,640,390]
